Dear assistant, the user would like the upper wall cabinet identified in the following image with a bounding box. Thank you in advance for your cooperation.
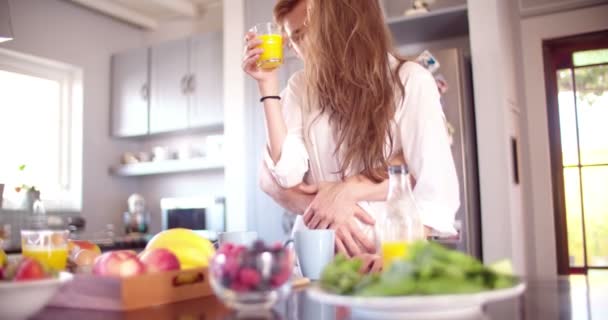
[149,38,190,134]
[111,31,224,138]
[111,47,150,137]
[519,0,608,17]
[189,32,224,128]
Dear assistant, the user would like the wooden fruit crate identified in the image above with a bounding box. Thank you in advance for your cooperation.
[48,267,212,311]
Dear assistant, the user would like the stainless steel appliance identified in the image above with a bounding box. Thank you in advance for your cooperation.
[160,196,226,240]
[413,47,481,258]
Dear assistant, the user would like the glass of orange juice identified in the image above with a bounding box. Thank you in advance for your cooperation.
[251,22,283,69]
[21,229,69,271]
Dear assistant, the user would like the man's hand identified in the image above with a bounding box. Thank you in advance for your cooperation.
[301,182,376,257]
[355,253,383,274]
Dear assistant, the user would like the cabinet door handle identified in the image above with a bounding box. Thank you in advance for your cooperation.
[188,74,196,94]
[140,83,149,101]
[180,75,189,95]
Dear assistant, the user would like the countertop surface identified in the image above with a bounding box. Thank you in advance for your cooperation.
[31,273,608,320]
[4,236,149,255]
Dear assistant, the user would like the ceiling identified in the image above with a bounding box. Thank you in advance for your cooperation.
[68,0,222,30]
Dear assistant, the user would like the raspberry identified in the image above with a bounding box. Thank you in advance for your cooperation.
[271,269,290,287]
[239,268,261,287]
[271,242,283,251]
[233,245,246,257]
[252,240,266,253]
[223,256,240,280]
[218,243,234,254]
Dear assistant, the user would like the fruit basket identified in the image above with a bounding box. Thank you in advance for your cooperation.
[48,266,212,311]
[49,228,216,311]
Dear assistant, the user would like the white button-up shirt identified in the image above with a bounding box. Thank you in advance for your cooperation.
[264,58,460,241]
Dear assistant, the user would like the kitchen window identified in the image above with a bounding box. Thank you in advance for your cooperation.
[544,31,608,274]
[0,48,83,211]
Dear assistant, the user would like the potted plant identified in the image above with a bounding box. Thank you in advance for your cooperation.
[14,165,41,212]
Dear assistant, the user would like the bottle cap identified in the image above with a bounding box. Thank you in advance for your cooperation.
[388,164,408,175]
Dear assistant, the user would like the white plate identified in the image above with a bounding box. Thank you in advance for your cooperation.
[0,272,73,320]
[307,282,526,318]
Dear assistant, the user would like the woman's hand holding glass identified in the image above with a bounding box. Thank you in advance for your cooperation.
[242,31,279,85]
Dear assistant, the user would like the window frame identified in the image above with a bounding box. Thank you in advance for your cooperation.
[543,30,608,275]
[0,48,83,211]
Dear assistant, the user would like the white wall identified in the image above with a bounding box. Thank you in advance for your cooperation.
[0,0,145,236]
[519,4,608,277]
[222,0,249,232]
[468,0,528,274]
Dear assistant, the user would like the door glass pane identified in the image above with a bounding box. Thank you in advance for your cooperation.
[573,48,608,67]
[574,64,608,165]
[557,69,579,166]
[581,166,608,267]
[564,168,585,267]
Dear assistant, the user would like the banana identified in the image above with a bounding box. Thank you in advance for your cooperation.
[146,228,215,269]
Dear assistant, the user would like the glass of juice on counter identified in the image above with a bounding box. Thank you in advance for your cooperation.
[251,22,283,69]
[21,229,69,271]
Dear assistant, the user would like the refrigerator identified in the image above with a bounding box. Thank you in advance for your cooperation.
[411,48,482,259]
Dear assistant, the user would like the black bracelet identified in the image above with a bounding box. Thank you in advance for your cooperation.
[260,95,281,103]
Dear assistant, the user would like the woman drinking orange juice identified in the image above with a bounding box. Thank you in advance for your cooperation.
[243,0,459,273]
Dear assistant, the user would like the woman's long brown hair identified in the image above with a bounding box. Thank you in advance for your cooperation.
[304,0,406,182]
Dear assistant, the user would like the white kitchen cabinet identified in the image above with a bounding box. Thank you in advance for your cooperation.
[189,32,224,128]
[149,39,190,134]
[111,47,149,137]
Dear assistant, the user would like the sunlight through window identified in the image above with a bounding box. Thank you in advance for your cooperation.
[0,49,82,211]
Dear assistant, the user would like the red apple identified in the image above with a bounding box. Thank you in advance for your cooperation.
[138,248,181,273]
[14,258,48,281]
[74,249,101,267]
[68,240,101,255]
[93,251,146,278]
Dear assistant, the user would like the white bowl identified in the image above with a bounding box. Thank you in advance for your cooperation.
[0,272,73,320]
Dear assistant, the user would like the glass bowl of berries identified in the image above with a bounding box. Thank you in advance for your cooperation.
[210,240,295,311]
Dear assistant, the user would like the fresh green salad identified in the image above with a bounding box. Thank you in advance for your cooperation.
[320,242,517,296]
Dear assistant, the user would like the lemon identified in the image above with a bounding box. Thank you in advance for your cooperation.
[146,228,215,269]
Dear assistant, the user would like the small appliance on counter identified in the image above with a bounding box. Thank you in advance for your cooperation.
[160,196,225,241]
[123,194,150,235]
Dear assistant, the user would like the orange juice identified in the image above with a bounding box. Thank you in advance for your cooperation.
[381,241,408,268]
[22,246,68,271]
[257,34,283,69]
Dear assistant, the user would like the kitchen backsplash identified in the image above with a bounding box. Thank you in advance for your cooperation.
[0,209,81,251]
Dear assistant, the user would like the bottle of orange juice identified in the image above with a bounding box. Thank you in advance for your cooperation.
[377,165,425,269]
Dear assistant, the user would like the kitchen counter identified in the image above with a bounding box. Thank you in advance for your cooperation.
[32,273,608,319]
[4,237,149,255]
